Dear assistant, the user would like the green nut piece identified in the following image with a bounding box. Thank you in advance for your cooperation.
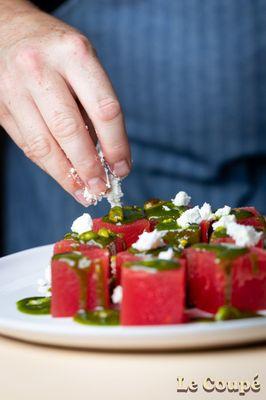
[79,231,98,243]
[108,206,124,223]
[64,232,79,240]
[98,228,111,238]
[214,305,258,321]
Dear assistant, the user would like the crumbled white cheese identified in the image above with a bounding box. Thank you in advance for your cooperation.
[112,285,123,304]
[69,146,124,208]
[199,202,214,221]
[163,205,171,211]
[158,248,174,260]
[212,214,236,230]
[176,206,202,228]
[71,213,93,234]
[37,264,51,297]
[83,188,103,206]
[226,223,262,247]
[215,205,231,218]
[172,191,191,207]
[132,230,165,252]
[105,174,123,208]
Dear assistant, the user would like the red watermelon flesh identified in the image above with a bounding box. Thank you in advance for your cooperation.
[200,220,212,243]
[113,251,141,286]
[185,247,226,313]
[232,247,266,311]
[121,259,185,325]
[233,207,266,231]
[51,248,110,317]
[186,245,266,313]
[93,218,150,248]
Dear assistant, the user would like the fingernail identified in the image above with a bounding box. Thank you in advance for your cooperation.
[74,189,92,207]
[113,160,131,178]
[87,176,107,195]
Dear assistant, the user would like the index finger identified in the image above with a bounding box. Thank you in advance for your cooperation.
[62,39,131,178]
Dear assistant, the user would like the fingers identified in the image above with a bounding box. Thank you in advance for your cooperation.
[6,94,92,206]
[29,70,108,195]
[60,35,131,177]
[0,104,23,147]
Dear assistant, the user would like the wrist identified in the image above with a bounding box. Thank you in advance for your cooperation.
[0,1,46,49]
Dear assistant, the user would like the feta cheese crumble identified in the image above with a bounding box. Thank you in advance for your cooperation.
[176,206,202,228]
[71,213,93,235]
[172,191,191,207]
[215,205,231,218]
[158,248,174,260]
[226,223,262,247]
[105,174,123,208]
[112,285,123,304]
[69,146,124,208]
[212,214,236,230]
[132,230,165,252]
[199,202,214,221]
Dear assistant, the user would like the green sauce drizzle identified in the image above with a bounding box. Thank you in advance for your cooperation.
[124,258,181,271]
[144,199,186,220]
[193,243,248,261]
[64,229,118,248]
[164,224,201,248]
[102,206,144,224]
[231,208,254,221]
[74,309,119,326]
[17,296,51,315]
[53,252,92,309]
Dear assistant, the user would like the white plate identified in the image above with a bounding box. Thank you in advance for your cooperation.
[0,244,265,350]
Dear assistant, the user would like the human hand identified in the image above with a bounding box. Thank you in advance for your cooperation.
[0,1,131,206]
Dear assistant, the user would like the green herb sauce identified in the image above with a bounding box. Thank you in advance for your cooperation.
[124,258,181,271]
[102,206,144,224]
[74,309,119,326]
[17,296,51,315]
[231,208,254,221]
[144,199,186,220]
[193,243,248,261]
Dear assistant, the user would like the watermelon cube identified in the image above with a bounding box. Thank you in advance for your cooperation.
[54,231,125,255]
[51,248,110,317]
[121,259,185,325]
[232,207,266,231]
[113,251,142,286]
[185,244,266,313]
[231,247,266,311]
[54,239,90,254]
[93,218,150,248]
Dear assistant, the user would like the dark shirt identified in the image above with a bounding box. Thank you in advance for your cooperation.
[32,0,65,12]
[2,0,266,256]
